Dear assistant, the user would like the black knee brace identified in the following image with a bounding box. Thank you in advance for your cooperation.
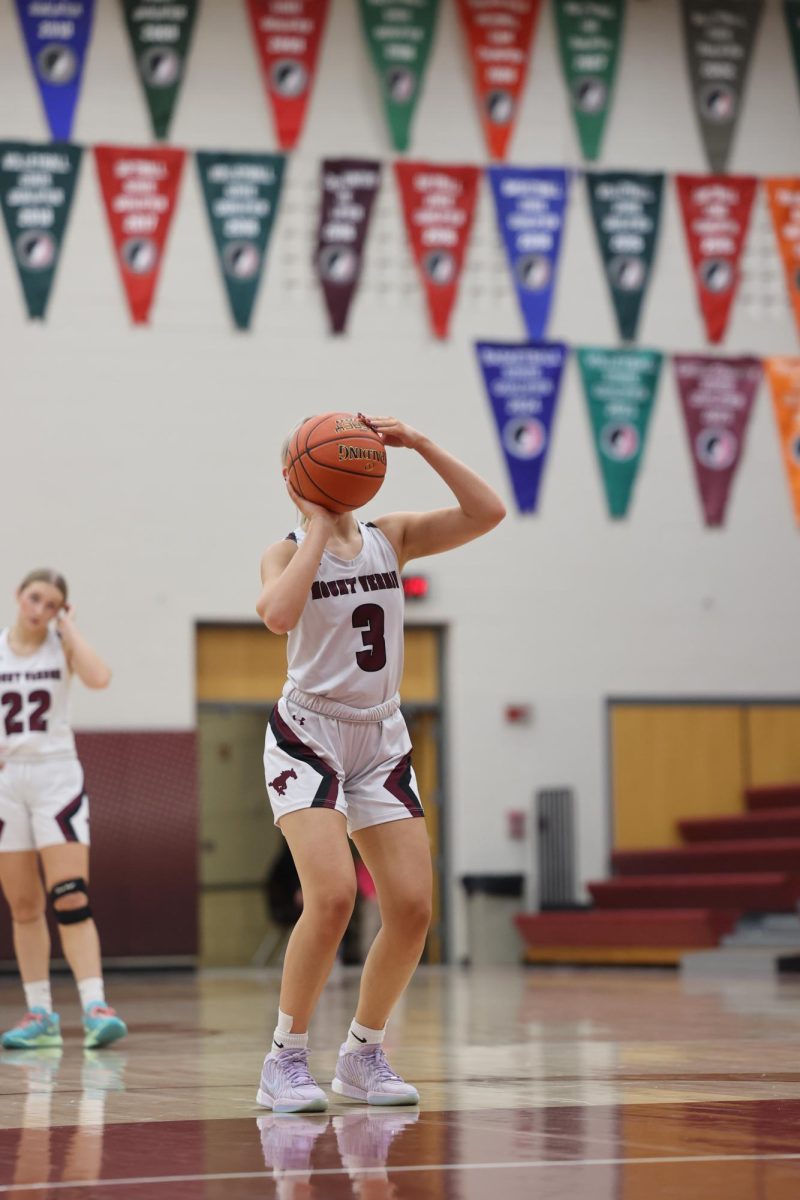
[50,878,93,925]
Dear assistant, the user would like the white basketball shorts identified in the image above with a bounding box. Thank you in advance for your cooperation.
[0,758,90,852]
[263,696,424,834]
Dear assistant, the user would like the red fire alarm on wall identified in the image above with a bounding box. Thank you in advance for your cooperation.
[402,575,429,600]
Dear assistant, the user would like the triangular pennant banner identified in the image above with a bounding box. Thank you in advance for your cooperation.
[197,151,285,330]
[553,0,625,162]
[587,171,664,342]
[95,144,185,324]
[395,161,480,339]
[681,0,763,174]
[315,158,381,335]
[15,0,95,141]
[577,346,662,518]
[476,341,567,514]
[787,2,800,112]
[357,0,439,152]
[765,356,800,526]
[676,173,756,343]
[245,0,329,150]
[765,178,800,339]
[674,353,761,527]
[0,141,82,319]
[455,0,542,160]
[121,0,199,140]
[488,166,569,341]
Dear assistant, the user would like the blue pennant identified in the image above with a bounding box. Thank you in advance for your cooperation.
[489,167,570,341]
[15,0,95,141]
[476,340,568,515]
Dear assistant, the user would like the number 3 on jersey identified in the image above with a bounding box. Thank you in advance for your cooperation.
[1,690,51,737]
[352,604,387,673]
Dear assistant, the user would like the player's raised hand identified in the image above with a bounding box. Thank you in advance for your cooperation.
[359,415,421,449]
[286,479,336,526]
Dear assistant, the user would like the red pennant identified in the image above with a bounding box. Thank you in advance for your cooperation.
[766,178,800,341]
[394,161,480,339]
[246,0,329,150]
[94,145,185,325]
[455,0,542,160]
[675,174,756,345]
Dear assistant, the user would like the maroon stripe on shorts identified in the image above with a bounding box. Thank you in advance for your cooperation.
[269,707,339,809]
[383,753,424,817]
[55,791,85,843]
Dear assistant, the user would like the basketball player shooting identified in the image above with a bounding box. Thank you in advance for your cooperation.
[254,414,505,1113]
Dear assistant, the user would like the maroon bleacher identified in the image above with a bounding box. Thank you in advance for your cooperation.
[517,783,800,962]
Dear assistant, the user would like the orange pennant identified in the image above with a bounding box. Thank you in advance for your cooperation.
[765,178,800,339]
[765,357,800,526]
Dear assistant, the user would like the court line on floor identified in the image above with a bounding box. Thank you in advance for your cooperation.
[3,1152,800,1191]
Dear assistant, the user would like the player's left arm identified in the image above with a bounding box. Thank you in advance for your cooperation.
[57,606,112,689]
[365,416,506,569]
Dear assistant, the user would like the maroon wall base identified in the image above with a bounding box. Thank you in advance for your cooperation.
[0,731,198,963]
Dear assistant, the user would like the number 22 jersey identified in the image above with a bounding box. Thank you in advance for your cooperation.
[285,522,404,709]
[0,628,76,761]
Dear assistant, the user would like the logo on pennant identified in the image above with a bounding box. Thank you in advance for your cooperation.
[587,172,664,342]
[315,158,381,335]
[395,162,480,339]
[475,341,567,513]
[765,178,800,340]
[15,0,95,141]
[357,0,439,152]
[553,0,625,161]
[765,357,800,526]
[455,0,542,160]
[196,151,285,330]
[674,354,761,526]
[95,145,185,324]
[245,0,329,150]
[488,167,569,342]
[121,0,199,140]
[681,0,763,174]
[676,174,756,343]
[577,347,662,518]
[0,141,82,320]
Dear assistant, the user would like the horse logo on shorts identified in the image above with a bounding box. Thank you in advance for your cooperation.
[270,769,298,797]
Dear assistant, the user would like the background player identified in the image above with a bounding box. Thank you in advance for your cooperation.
[0,570,127,1049]
[255,415,505,1112]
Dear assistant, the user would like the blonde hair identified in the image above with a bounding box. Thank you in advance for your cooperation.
[282,417,313,530]
[19,568,68,603]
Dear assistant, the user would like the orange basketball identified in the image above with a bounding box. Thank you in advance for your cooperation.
[287,413,387,514]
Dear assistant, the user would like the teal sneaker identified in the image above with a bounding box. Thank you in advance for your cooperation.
[1,1008,62,1050]
[82,1004,127,1049]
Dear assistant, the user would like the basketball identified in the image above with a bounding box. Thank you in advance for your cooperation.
[286,412,387,514]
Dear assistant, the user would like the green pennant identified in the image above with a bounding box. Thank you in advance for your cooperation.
[357,0,439,152]
[577,346,662,518]
[587,171,664,342]
[122,0,199,140]
[0,141,82,320]
[196,151,285,330]
[553,0,625,161]
[786,1,800,111]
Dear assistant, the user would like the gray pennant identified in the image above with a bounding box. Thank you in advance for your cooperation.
[681,0,763,173]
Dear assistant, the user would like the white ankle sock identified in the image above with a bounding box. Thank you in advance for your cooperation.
[270,1008,308,1055]
[23,980,52,1014]
[78,977,105,1010]
[346,1019,385,1051]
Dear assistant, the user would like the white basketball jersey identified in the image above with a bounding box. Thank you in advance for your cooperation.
[0,628,76,761]
[286,522,405,708]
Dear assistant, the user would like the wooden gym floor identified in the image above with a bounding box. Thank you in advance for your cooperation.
[1,965,800,1197]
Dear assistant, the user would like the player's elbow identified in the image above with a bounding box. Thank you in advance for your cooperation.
[481,498,506,529]
[86,666,112,690]
[257,600,295,636]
